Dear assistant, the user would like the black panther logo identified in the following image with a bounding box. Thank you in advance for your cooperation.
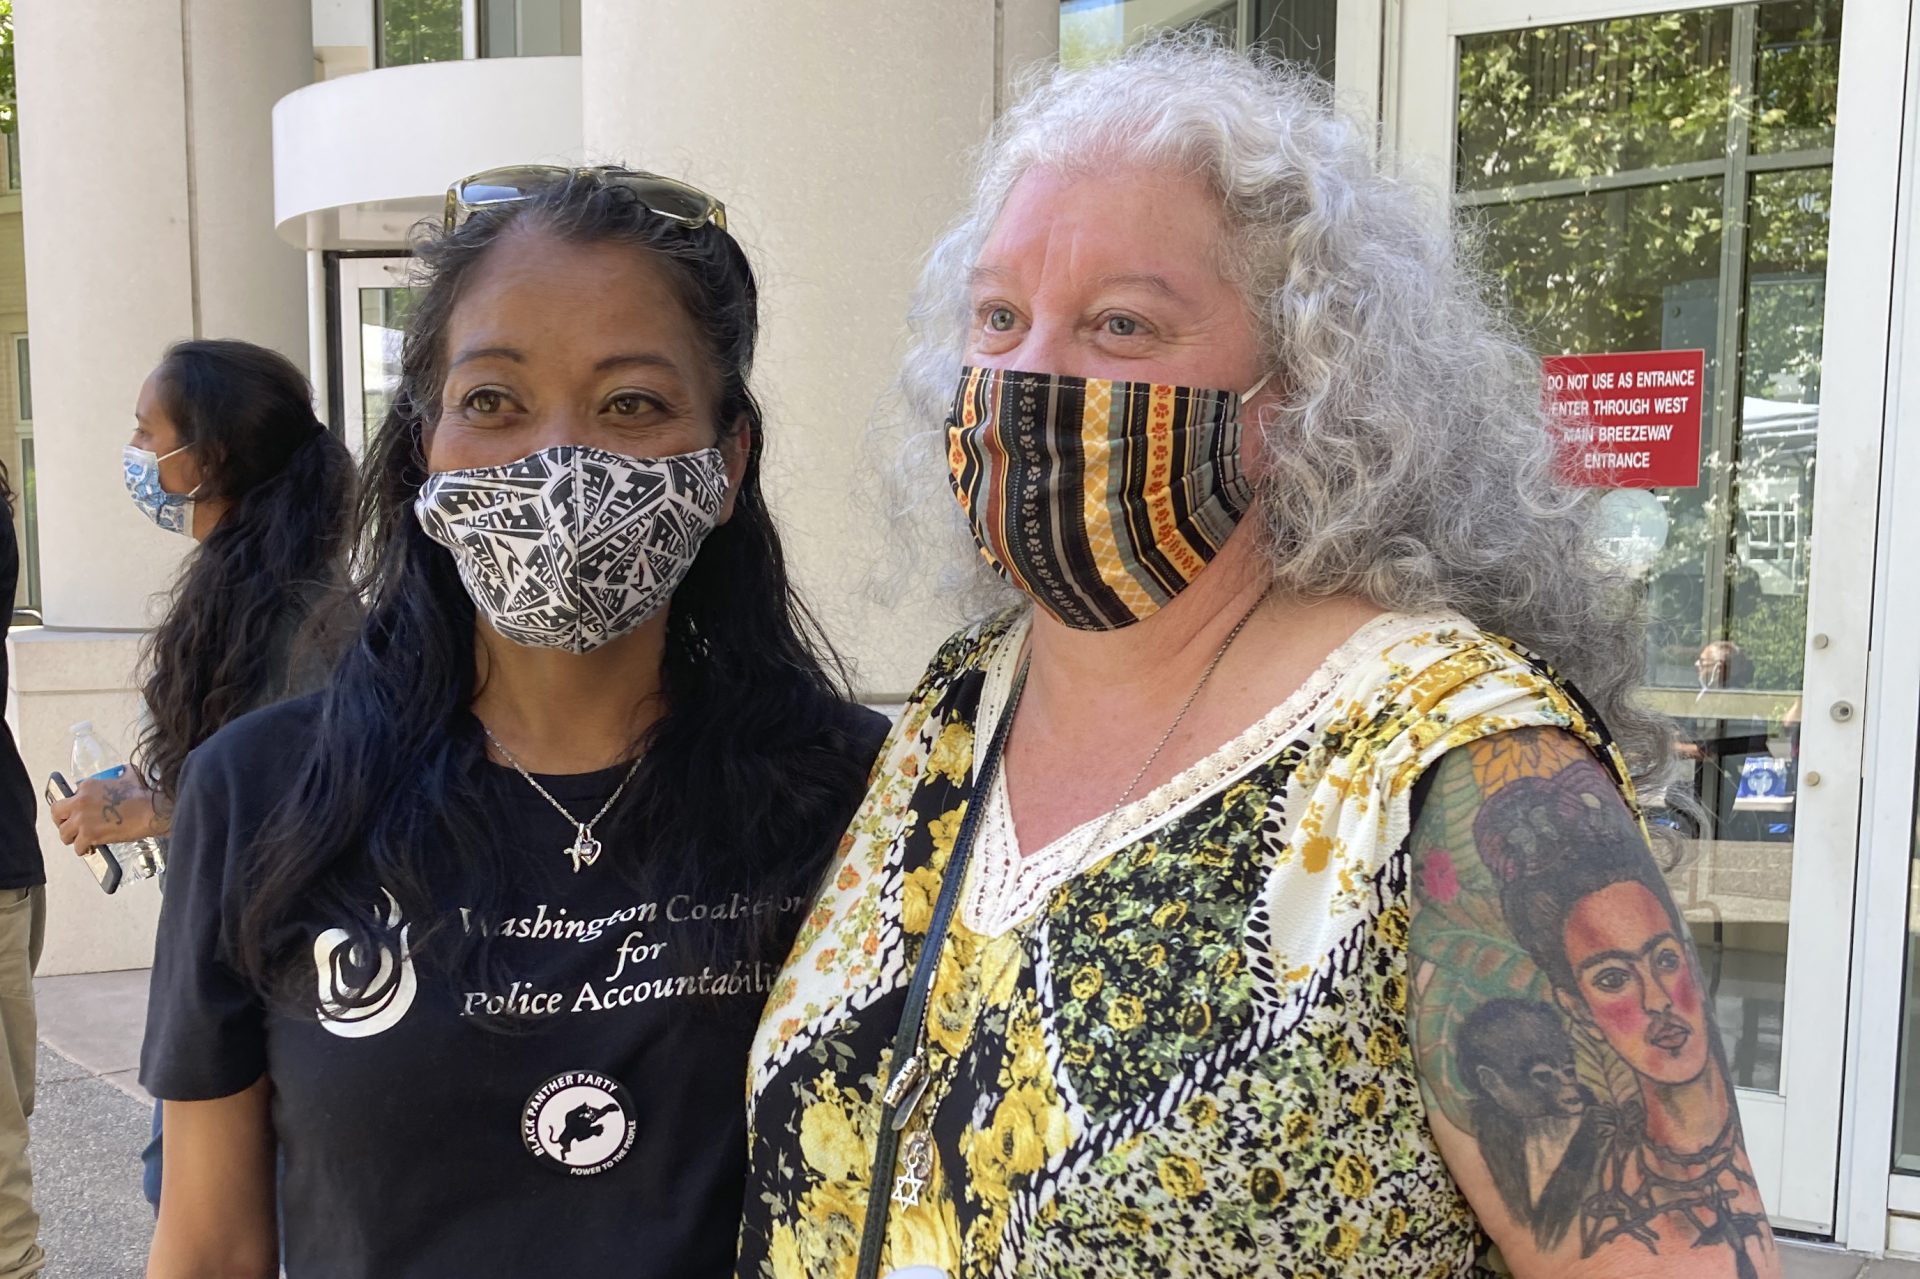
[522,1072,637,1176]
[549,1101,622,1159]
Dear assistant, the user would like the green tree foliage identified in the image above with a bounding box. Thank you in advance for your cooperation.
[0,1,15,132]
[380,0,462,67]
[1457,1,1839,695]
[1458,10,1735,192]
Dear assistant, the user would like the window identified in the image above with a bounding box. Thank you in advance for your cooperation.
[376,0,582,65]
[15,439,37,619]
[331,256,420,458]
[480,0,582,58]
[358,286,416,432]
[1252,0,1336,78]
[12,336,36,618]
[1061,1,1335,77]
[376,0,464,68]
[14,335,29,425]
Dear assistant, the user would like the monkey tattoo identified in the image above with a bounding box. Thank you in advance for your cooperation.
[1456,999,1606,1249]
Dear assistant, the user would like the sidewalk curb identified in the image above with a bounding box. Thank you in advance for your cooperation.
[33,969,151,1105]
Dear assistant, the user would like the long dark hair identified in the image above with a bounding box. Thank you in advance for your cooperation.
[234,172,867,1002]
[135,340,356,801]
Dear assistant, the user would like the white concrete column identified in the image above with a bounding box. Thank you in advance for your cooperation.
[580,0,1058,697]
[12,0,313,974]
[185,0,315,363]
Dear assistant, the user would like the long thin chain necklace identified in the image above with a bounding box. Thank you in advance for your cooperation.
[886,588,1271,1209]
[481,724,642,873]
[1072,586,1272,861]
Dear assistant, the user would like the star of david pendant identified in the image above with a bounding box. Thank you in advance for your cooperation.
[566,825,603,873]
[893,1130,934,1208]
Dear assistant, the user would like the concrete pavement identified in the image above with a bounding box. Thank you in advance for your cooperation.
[35,970,149,1106]
[31,1044,152,1277]
[1791,1247,1920,1279]
[20,967,1920,1277]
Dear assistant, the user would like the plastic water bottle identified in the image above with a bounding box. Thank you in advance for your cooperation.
[69,722,164,881]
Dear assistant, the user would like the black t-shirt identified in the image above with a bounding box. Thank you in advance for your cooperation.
[141,694,888,1278]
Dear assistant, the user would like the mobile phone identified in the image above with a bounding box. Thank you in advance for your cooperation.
[45,772,122,895]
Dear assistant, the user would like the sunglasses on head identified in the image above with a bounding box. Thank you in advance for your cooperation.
[443,165,728,235]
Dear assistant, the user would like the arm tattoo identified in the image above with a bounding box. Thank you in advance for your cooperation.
[1408,728,1773,1276]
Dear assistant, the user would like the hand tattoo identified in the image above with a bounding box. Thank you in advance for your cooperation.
[100,781,129,828]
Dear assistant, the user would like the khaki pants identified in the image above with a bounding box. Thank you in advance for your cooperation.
[0,887,44,1279]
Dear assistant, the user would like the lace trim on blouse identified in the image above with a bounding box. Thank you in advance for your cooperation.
[958,609,1465,938]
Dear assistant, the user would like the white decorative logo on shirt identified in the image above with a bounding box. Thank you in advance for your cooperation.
[313,889,418,1039]
[522,1071,637,1176]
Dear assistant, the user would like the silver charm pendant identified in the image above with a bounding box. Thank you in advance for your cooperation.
[567,825,603,873]
[893,1130,934,1208]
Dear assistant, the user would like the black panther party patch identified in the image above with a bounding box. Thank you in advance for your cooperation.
[522,1071,637,1176]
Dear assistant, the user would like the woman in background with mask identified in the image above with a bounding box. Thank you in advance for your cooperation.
[53,340,358,854]
[141,168,887,1279]
[49,338,357,1210]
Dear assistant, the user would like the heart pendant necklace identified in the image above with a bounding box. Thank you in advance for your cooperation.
[567,824,604,872]
[482,724,640,873]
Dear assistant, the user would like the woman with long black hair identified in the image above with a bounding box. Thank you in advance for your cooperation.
[49,338,358,1209]
[53,339,358,845]
[140,168,888,1279]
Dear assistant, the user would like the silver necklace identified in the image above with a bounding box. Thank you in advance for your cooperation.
[1073,586,1272,859]
[481,724,642,873]
[888,586,1270,1208]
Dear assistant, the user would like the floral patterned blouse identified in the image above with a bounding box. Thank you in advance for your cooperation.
[737,610,1634,1279]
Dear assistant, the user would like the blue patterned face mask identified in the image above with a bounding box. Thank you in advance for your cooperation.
[122,443,198,537]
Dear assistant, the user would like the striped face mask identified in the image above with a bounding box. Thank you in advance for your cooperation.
[946,365,1269,631]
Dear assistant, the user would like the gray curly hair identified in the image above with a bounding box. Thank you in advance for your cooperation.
[879,35,1676,797]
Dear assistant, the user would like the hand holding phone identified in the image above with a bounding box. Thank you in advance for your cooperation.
[46,772,121,895]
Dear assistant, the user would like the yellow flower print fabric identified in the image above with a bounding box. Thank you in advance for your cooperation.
[738,612,1637,1279]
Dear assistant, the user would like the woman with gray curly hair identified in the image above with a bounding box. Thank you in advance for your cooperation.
[737,38,1776,1279]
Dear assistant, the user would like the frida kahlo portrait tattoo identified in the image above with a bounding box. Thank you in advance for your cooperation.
[1408,727,1775,1278]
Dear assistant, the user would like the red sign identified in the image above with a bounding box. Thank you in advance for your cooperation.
[1544,349,1705,488]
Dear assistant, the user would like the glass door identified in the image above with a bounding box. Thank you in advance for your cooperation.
[1397,0,1891,1235]
[334,256,418,459]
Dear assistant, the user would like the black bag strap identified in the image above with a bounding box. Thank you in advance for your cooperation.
[853,661,1028,1279]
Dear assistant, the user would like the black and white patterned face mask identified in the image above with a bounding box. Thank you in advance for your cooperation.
[414,444,731,653]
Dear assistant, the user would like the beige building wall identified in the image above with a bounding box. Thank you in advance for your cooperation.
[580,0,1058,698]
[190,2,316,361]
